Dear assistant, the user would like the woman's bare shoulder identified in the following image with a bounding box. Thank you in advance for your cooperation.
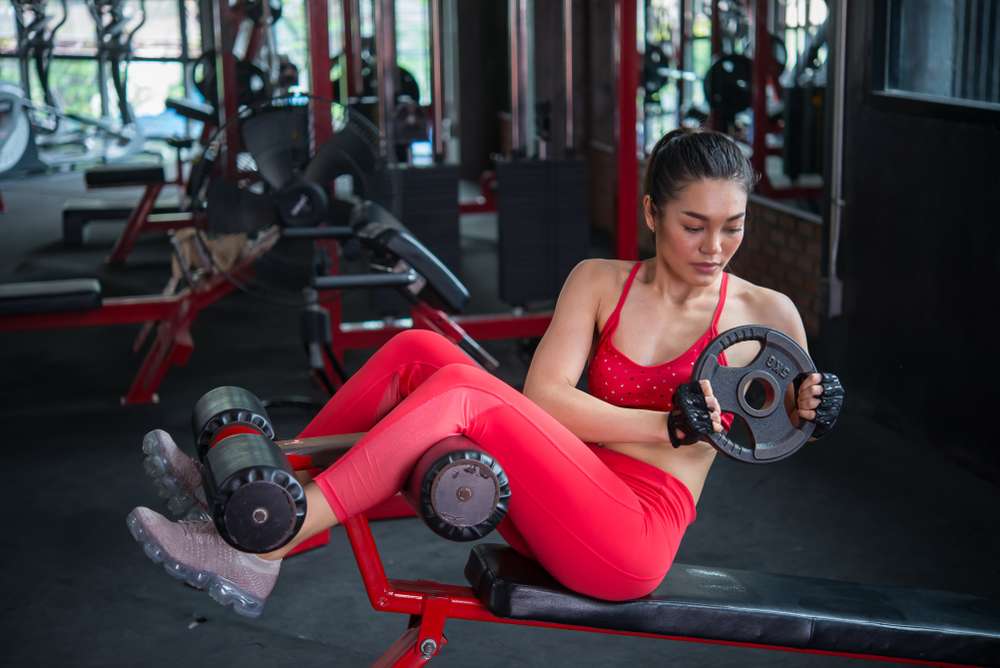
[574,257,634,279]
[570,258,634,302]
[556,258,634,321]
[726,274,803,332]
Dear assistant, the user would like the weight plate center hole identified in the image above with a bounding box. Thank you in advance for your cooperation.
[745,378,775,411]
[737,371,781,418]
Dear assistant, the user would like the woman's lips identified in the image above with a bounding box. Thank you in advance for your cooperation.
[692,263,719,274]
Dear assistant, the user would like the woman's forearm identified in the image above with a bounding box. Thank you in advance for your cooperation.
[525,383,669,445]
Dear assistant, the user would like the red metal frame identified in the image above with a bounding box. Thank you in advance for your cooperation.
[0,230,277,404]
[616,0,639,260]
[104,183,199,264]
[342,513,975,667]
[328,308,551,361]
[343,0,362,98]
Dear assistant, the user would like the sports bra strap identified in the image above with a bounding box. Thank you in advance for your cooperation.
[709,273,729,333]
[599,261,643,342]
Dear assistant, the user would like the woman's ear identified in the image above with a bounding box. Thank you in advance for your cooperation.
[642,195,658,234]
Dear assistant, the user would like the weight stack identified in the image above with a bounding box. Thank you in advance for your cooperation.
[370,164,461,315]
[496,158,589,306]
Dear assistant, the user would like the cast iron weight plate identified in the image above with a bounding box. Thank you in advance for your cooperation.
[692,325,817,463]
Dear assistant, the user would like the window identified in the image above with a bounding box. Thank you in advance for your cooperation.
[395,0,429,105]
[274,0,310,89]
[879,0,999,109]
[0,2,15,53]
[131,0,184,59]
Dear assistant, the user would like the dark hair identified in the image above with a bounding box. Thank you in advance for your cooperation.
[643,128,758,211]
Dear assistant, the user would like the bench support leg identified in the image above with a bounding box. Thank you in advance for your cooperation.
[373,597,450,667]
[107,182,164,265]
[122,317,193,405]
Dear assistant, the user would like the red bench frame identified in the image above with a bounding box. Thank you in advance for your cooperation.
[340,513,972,668]
[0,229,276,404]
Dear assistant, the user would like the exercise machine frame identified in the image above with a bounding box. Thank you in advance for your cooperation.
[0,229,277,404]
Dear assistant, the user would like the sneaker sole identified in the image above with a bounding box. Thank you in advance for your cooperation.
[142,433,210,521]
[126,510,266,619]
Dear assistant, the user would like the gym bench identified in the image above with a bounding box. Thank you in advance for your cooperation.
[62,164,195,263]
[0,229,277,404]
[264,424,1000,667]
[61,98,217,260]
[339,508,1000,667]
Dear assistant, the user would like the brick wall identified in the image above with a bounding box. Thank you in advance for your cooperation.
[734,196,825,336]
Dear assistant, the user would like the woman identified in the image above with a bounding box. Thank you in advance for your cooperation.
[128,128,844,617]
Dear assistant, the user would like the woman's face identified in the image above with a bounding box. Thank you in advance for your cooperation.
[644,178,747,286]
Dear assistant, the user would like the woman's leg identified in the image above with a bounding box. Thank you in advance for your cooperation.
[267,363,694,601]
[298,328,480,438]
[139,330,476,516]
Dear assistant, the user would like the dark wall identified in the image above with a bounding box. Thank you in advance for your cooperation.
[457,0,509,180]
[837,2,1000,475]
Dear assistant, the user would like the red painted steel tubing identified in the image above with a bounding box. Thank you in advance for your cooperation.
[616,0,638,260]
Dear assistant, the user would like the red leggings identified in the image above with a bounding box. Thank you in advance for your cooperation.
[301,330,696,601]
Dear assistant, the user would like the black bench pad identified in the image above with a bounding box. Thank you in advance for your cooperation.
[0,279,102,315]
[85,164,165,188]
[465,545,1000,666]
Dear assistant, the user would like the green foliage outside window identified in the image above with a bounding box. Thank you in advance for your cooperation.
[45,60,100,116]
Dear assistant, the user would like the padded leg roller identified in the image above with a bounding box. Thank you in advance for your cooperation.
[192,386,275,457]
[406,436,510,542]
[192,386,302,553]
[202,432,306,553]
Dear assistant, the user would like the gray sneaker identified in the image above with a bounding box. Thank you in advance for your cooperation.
[142,429,209,520]
[126,506,281,618]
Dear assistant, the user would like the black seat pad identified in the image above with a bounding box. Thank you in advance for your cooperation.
[165,97,216,125]
[465,545,1000,666]
[85,164,165,188]
[0,279,102,315]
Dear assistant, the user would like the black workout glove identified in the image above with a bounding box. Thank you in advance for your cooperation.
[667,382,715,448]
[794,372,845,440]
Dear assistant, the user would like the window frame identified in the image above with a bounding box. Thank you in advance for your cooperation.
[866,0,1000,122]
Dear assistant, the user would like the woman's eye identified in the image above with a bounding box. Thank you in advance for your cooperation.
[683,226,703,233]
[725,228,743,235]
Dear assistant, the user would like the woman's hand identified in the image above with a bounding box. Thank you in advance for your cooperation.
[668,379,723,447]
[795,373,825,421]
[794,372,845,439]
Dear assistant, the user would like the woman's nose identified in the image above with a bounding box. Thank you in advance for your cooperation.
[700,232,722,255]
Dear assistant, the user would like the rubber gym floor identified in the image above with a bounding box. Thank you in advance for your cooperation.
[1,173,997,667]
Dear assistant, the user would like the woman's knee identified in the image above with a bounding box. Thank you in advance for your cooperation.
[380,329,469,364]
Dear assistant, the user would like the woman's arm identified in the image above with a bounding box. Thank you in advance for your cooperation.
[754,290,821,427]
[523,260,670,445]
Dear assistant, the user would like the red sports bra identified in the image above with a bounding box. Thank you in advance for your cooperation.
[587,262,733,427]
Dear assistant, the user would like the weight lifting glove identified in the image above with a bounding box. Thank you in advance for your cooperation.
[794,372,845,439]
[667,382,715,448]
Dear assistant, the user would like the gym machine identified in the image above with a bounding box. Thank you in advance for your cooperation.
[0,228,279,404]
[58,0,298,256]
[279,0,551,396]
[0,0,146,177]
[177,342,1000,664]
[59,104,216,253]
[701,0,823,199]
